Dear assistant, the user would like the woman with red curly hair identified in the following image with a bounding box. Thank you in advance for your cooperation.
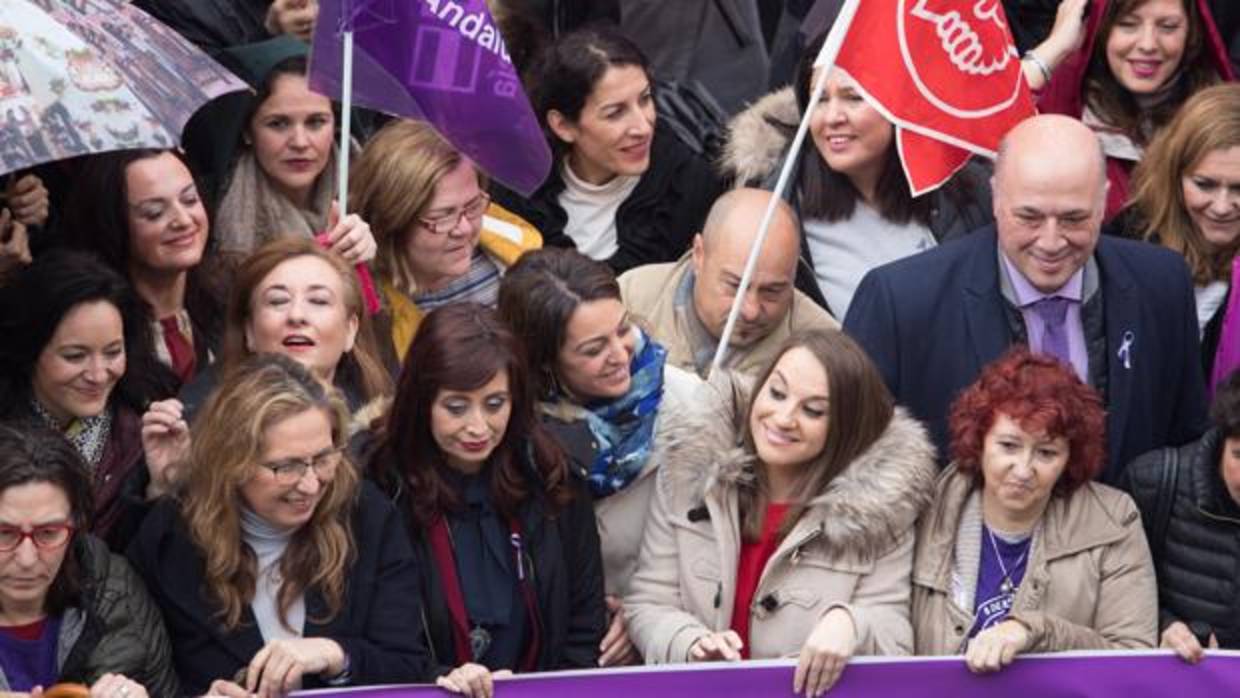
[911,349,1157,672]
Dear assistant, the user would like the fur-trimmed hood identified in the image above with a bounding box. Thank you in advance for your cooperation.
[660,392,939,562]
[720,87,799,188]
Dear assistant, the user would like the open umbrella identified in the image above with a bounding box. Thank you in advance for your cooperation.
[0,0,246,175]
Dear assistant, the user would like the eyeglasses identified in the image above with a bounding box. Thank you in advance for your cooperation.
[259,446,345,485]
[418,192,490,235]
[0,524,75,552]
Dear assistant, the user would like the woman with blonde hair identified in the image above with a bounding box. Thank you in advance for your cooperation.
[350,119,541,360]
[1116,83,1240,393]
[141,238,393,490]
[128,353,429,697]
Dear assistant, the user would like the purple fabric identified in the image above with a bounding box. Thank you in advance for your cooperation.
[0,616,60,691]
[1031,297,1073,369]
[292,653,1240,697]
[1001,254,1088,382]
[969,527,1031,639]
[308,0,551,196]
[1208,258,1240,400]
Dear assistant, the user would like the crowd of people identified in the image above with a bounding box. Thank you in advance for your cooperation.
[0,1,1238,697]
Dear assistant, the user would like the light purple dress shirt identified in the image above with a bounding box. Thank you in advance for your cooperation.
[999,254,1089,383]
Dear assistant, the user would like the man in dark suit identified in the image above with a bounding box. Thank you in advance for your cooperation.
[844,114,1208,483]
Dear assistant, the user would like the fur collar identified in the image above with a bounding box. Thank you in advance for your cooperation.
[662,398,938,560]
[721,87,799,187]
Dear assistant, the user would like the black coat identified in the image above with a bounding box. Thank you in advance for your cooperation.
[491,122,724,276]
[374,459,606,676]
[126,483,430,696]
[1121,429,1240,648]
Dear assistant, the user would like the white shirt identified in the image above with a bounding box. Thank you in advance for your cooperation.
[1196,280,1229,337]
[803,202,936,319]
[558,159,640,261]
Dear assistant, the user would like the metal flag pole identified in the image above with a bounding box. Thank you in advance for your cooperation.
[709,0,859,376]
[336,25,354,216]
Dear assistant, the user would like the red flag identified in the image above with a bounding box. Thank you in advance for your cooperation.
[826,0,1036,195]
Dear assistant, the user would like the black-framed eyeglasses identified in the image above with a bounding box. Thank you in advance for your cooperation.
[418,192,490,235]
[259,446,345,485]
[0,523,75,552]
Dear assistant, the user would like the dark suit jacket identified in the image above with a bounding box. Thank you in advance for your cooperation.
[844,227,1209,483]
[127,482,430,696]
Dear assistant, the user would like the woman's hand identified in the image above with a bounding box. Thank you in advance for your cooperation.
[965,619,1031,673]
[88,673,148,698]
[245,637,346,698]
[1024,0,1089,90]
[322,202,376,264]
[0,208,32,282]
[1161,620,1218,664]
[5,174,49,228]
[204,679,250,697]
[794,607,856,697]
[435,663,512,698]
[141,399,190,499]
[687,630,743,662]
[599,595,639,666]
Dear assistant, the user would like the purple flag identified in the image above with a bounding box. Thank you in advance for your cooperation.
[308,0,551,196]
[293,652,1240,697]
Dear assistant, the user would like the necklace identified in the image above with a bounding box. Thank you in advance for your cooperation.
[986,526,1030,595]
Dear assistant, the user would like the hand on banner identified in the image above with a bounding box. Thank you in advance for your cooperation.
[4,174,50,228]
[794,607,856,697]
[1161,621,1219,664]
[436,663,512,698]
[322,202,377,265]
[244,637,346,697]
[965,619,1031,673]
[141,399,190,499]
[599,595,639,666]
[688,630,744,662]
[265,0,318,43]
[0,209,32,282]
[88,674,148,698]
[203,679,251,697]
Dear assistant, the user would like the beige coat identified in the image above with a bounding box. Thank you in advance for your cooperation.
[912,467,1158,654]
[618,254,837,380]
[592,364,709,597]
[624,403,937,663]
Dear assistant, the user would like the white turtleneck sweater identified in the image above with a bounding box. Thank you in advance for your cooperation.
[241,506,305,641]
[557,159,640,261]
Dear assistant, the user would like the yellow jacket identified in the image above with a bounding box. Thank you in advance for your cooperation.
[383,203,541,361]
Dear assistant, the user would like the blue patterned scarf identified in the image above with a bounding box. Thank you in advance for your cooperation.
[546,329,667,497]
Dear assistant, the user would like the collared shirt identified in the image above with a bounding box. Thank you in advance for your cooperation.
[998,253,1092,383]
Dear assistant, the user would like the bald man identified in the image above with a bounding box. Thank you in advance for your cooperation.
[619,188,837,378]
[845,115,1207,482]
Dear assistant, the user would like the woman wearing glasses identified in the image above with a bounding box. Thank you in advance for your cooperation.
[349,119,542,360]
[128,354,429,697]
[0,422,176,696]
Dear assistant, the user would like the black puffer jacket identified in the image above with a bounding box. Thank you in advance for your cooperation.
[1121,429,1240,648]
[0,535,179,694]
[491,122,724,276]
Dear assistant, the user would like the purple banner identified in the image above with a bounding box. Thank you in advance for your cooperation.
[308,0,552,196]
[294,652,1240,697]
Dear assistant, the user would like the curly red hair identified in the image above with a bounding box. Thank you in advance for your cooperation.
[949,349,1106,494]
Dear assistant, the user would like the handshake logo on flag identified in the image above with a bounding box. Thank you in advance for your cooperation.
[902,0,1024,116]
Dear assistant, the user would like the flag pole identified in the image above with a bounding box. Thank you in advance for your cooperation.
[709,0,860,375]
[336,26,354,216]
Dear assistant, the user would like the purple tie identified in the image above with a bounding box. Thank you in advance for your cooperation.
[1030,296,1072,367]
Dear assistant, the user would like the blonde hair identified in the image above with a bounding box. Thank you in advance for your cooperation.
[348,119,485,294]
[222,237,392,402]
[183,354,359,631]
[1130,84,1240,284]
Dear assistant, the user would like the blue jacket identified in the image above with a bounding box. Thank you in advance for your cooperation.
[844,227,1209,483]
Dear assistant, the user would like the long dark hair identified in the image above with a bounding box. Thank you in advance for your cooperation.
[527,25,651,157]
[0,250,170,419]
[1084,0,1219,144]
[60,148,225,375]
[0,423,95,616]
[370,303,572,529]
[497,248,622,398]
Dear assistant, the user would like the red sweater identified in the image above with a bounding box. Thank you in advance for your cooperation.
[729,502,790,658]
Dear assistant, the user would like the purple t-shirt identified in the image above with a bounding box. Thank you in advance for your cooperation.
[970,527,1032,638]
[0,616,61,691]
